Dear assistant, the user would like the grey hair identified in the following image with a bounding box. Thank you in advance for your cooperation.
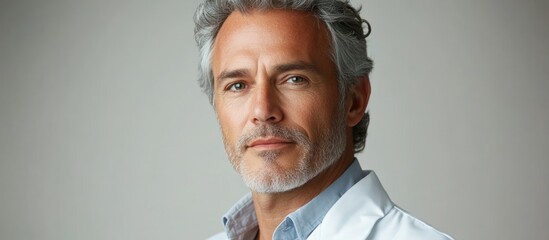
[193,0,373,153]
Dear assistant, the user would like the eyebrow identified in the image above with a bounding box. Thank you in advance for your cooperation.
[215,61,321,83]
[275,61,321,74]
[216,69,250,83]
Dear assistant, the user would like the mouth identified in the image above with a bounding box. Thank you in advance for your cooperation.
[247,137,294,151]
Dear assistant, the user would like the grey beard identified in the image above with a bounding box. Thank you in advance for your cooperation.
[257,150,281,163]
[222,112,347,193]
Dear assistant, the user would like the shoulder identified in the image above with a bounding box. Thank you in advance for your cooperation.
[371,205,454,240]
[314,171,453,239]
[206,232,227,240]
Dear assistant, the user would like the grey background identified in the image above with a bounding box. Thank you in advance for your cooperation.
[1,0,548,239]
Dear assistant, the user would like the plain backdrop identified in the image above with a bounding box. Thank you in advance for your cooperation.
[1,0,548,239]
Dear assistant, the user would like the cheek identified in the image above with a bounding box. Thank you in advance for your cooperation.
[287,96,331,136]
[215,102,246,143]
[303,94,341,133]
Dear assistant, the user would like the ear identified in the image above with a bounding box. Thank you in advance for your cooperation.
[346,76,371,127]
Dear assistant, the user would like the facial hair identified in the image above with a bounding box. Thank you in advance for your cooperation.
[222,111,347,193]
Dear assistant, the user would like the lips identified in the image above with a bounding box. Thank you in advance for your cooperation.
[247,137,293,150]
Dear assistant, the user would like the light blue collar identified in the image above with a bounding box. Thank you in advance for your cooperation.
[222,159,366,240]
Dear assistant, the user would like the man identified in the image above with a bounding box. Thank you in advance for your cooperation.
[194,0,453,239]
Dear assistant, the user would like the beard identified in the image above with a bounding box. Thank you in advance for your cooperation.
[222,111,347,193]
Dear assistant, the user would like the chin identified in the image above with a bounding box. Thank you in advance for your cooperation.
[239,153,337,193]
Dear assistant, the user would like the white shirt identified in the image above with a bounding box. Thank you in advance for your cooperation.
[209,160,453,240]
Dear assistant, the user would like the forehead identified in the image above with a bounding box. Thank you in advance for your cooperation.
[217,9,325,40]
[212,9,333,77]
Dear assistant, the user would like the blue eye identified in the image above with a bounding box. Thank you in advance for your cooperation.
[228,82,246,91]
[287,76,305,84]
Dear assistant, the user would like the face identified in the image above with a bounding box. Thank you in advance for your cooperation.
[212,9,347,193]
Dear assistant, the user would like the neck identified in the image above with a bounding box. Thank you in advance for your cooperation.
[251,146,355,240]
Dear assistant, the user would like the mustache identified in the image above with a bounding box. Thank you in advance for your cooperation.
[237,124,309,150]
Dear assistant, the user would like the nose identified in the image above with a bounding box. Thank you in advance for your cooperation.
[251,83,283,124]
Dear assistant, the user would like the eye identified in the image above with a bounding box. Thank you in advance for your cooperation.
[227,82,246,91]
[286,76,306,84]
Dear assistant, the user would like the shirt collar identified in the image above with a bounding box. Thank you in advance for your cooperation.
[222,159,365,240]
[282,159,365,239]
[222,193,258,240]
